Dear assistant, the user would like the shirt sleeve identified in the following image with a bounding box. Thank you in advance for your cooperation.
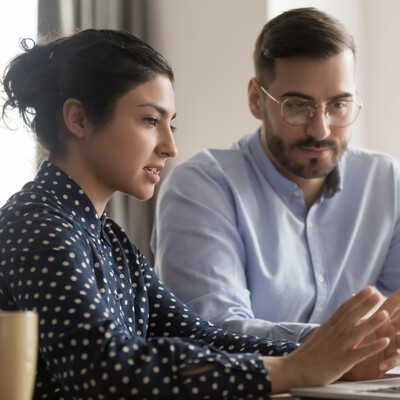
[375,159,400,297]
[151,160,317,342]
[137,249,299,354]
[0,212,298,399]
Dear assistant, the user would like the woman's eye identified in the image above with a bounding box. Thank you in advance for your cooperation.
[145,117,158,126]
[170,125,177,133]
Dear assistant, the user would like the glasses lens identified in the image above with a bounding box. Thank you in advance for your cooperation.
[282,98,361,127]
[282,98,314,126]
[326,100,360,127]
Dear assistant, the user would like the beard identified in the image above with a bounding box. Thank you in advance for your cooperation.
[264,129,348,179]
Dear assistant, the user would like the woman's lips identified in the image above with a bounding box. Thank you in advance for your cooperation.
[144,166,162,183]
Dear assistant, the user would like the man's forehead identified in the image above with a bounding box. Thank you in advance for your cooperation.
[268,50,357,96]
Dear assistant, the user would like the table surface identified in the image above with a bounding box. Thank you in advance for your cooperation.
[269,365,400,400]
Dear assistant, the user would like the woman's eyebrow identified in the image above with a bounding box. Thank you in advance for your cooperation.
[138,103,176,119]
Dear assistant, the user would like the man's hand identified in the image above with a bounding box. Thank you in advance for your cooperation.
[264,287,395,394]
[342,288,400,381]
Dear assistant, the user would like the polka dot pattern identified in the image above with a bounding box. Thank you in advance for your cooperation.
[0,162,299,399]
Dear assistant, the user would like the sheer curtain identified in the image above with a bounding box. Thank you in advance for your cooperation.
[38,0,157,263]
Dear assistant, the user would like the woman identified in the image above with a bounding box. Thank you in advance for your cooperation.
[0,29,399,399]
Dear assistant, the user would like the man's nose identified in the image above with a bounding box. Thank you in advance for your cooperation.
[304,105,330,140]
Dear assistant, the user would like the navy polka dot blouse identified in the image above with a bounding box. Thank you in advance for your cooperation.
[0,162,299,399]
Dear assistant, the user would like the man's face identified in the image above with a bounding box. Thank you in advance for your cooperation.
[257,50,357,182]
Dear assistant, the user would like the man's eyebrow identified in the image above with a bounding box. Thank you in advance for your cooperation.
[330,92,355,100]
[138,103,177,119]
[280,91,355,101]
[280,91,314,100]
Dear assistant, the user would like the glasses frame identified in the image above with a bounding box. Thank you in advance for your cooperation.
[259,84,363,128]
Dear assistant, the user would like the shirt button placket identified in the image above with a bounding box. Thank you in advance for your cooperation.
[306,213,328,322]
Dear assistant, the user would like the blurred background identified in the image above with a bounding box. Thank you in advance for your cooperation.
[1,0,399,261]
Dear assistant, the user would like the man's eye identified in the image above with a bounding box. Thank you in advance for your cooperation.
[327,101,350,116]
[331,101,347,109]
[285,98,311,110]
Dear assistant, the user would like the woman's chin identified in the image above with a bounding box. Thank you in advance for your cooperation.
[130,189,155,201]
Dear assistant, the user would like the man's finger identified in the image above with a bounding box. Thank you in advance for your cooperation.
[341,310,389,350]
[377,289,400,318]
[379,349,400,372]
[329,287,377,326]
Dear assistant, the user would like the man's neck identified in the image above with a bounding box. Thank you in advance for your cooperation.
[298,178,325,210]
[275,166,325,210]
[261,134,326,210]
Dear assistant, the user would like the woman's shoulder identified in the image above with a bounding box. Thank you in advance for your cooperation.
[0,182,81,249]
[2,181,69,219]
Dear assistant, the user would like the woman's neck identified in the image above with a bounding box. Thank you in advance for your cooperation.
[49,153,112,217]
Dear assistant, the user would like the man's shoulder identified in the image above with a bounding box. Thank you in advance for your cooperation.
[166,147,251,190]
[159,138,257,201]
[340,147,400,189]
[344,146,400,170]
[170,132,256,177]
[181,147,246,169]
[346,146,397,160]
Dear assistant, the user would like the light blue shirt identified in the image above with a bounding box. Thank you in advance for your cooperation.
[151,130,400,342]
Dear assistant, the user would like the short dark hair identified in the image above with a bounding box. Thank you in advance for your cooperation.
[254,7,355,87]
[1,29,174,154]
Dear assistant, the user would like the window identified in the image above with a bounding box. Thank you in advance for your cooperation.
[0,1,38,206]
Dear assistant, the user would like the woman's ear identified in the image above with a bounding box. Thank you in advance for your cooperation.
[62,98,89,139]
[248,78,263,120]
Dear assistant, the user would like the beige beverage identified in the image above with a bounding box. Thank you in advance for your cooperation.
[0,311,38,400]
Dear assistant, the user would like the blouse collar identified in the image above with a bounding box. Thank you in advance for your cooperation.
[34,161,106,238]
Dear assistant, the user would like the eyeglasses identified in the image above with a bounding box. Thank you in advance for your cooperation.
[259,85,363,128]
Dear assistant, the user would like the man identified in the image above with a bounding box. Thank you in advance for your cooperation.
[151,8,400,342]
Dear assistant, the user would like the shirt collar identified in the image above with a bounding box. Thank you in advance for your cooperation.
[34,161,106,238]
[247,129,342,200]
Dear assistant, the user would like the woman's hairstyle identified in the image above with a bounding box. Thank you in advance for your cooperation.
[254,7,355,87]
[1,29,174,153]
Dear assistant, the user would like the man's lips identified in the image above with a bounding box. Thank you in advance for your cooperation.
[294,138,336,150]
[297,146,332,158]
[293,139,337,158]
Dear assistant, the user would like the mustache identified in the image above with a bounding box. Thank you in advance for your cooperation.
[293,138,338,149]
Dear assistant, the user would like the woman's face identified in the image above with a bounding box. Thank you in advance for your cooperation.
[79,75,177,202]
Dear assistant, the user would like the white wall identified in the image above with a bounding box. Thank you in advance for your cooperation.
[148,0,400,164]
[362,1,400,157]
[147,0,267,164]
